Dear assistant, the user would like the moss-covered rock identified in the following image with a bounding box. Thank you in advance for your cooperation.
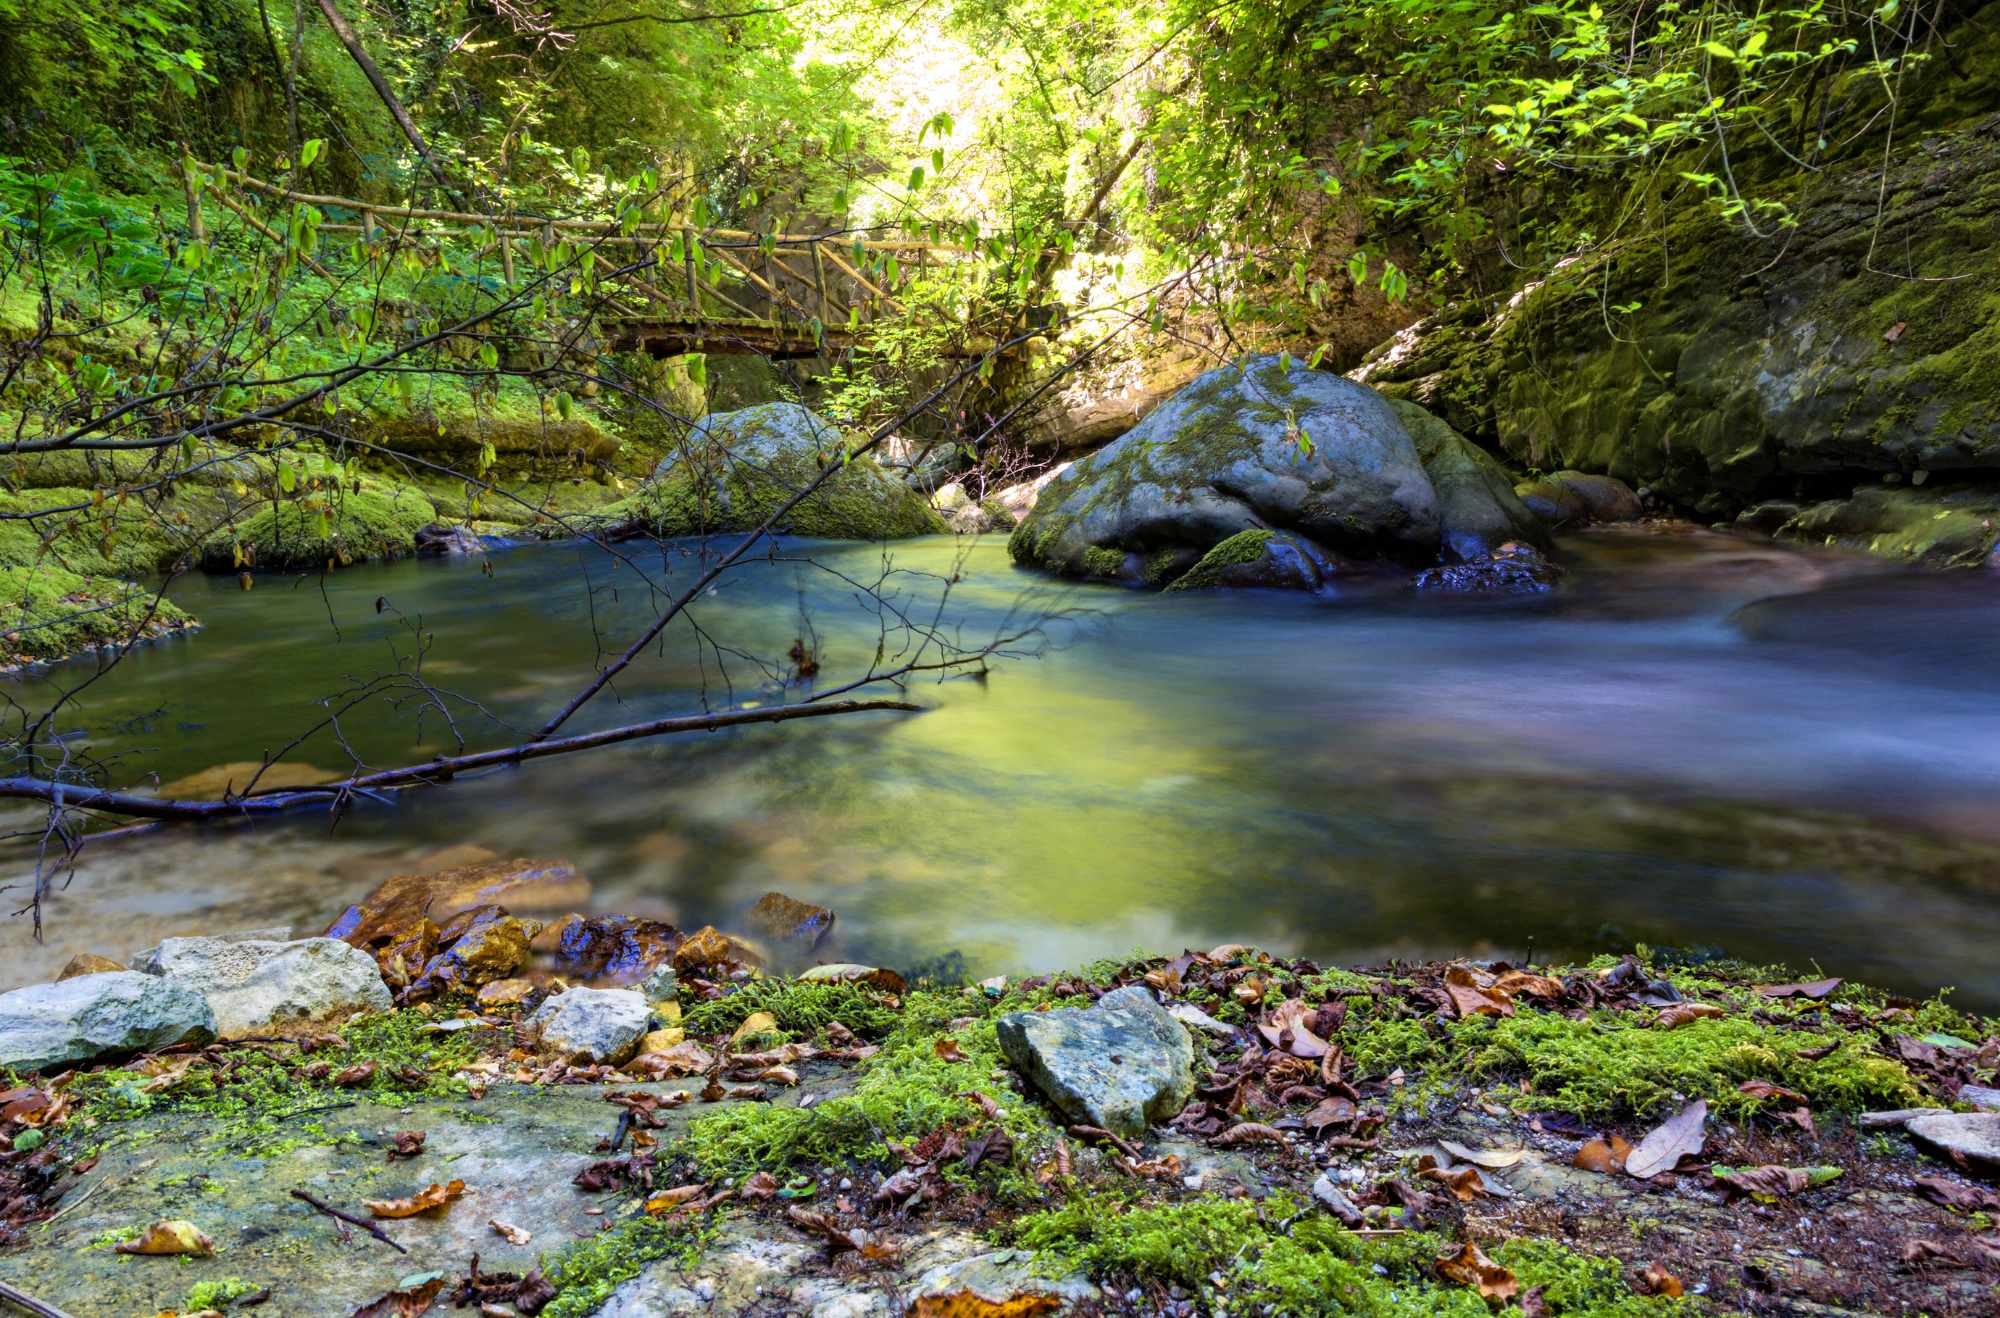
[1389,399,1546,557]
[0,563,194,667]
[1010,354,1442,584]
[601,403,946,541]
[199,478,438,572]
[1775,482,2000,567]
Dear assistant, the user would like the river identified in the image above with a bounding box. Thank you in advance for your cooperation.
[6,526,1999,1006]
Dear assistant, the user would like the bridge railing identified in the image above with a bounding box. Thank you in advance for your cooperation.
[186,162,977,347]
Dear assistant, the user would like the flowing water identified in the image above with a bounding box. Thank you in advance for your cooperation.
[6,526,2000,1005]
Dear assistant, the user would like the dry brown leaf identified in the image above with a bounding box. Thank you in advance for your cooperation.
[1638,1263,1684,1298]
[740,1171,780,1200]
[333,1061,378,1087]
[910,1290,1063,1317]
[1443,965,1514,1019]
[1755,978,1842,1000]
[729,1011,778,1046]
[350,1273,447,1318]
[934,1037,967,1063]
[385,1130,426,1160]
[115,1220,216,1257]
[643,1184,707,1216]
[489,1218,532,1246]
[1257,998,1330,1058]
[1626,1100,1707,1180]
[1438,1139,1526,1169]
[1490,971,1563,1000]
[1420,1164,1488,1201]
[628,1040,715,1078]
[1436,1240,1518,1302]
[1216,1122,1288,1146]
[1737,1079,1808,1105]
[364,1179,467,1219]
[1655,1002,1726,1029]
[1573,1135,1632,1174]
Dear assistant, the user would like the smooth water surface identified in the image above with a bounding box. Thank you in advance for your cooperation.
[6,527,2000,1004]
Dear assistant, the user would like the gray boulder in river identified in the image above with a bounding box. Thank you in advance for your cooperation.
[1008,354,1542,590]
[0,971,216,1072]
[607,403,945,540]
[996,985,1195,1138]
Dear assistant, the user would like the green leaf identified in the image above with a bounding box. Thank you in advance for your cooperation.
[1703,41,1736,60]
[908,166,925,192]
[278,462,296,494]
[300,138,324,168]
[231,146,248,171]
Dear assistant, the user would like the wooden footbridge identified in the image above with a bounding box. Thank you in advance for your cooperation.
[192,164,1006,359]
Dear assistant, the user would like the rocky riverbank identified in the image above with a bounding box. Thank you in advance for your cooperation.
[0,858,1995,1316]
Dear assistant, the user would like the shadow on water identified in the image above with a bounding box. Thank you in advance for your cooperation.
[5,523,2000,1006]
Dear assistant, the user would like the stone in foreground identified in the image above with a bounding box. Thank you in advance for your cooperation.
[1906,1111,2000,1170]
[527,987,653,1064]
[0,971,216,1072]
[134,935,391,1036]
[996,984,1194,1139]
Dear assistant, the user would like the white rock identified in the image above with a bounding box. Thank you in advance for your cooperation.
[0,972,216,1071]
[134,936,391,1036]
[528,988,653,1064]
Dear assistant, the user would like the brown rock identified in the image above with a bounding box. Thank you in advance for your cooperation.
[324,858,589,948]
[402,908,541,1002]
[476,978,535,1007]
[746,893,835,950]
[539,915,679,986]
[157,760,334,801]
[56,954,127,980]
[375,918,439,991]
[671,926,762,975]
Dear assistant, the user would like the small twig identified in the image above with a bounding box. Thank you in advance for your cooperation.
[0,1280,77,1318]
[288,1189,407,1253]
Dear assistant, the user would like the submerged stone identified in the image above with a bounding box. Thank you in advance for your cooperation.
[1514,471,1643,526]
[538,914,679,985]
[325,857,589,948]
[0,972,215,1071]
[996,985,1195,1139]
[133,936,391,1036]
[746,892,836,950]
[528,987,654,1064]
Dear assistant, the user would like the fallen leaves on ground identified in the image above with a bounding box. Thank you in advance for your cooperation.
[1637,1263,1684,1298]
[1216,1122,1287,1146]
[786,1206,896,1261]
[574,1153,655,1192]
[1756,977,1842,1000]
[1737,1080,1808,1105]
[333,1062,378,1087]
[114,1219,216,1257]
[1419,1162,1489,1202]
[489,1218,531,1246]
[729,1011,779,1047]
[627,1040,715,1078]
[642,1184,706,1215]
[1712,1164,1841,1200]
[910,1291,1063,1317]
[448,1257,555,1314]
[385,1131,426,1160]
[1438,1139,1526,1169]
[351,1272,447,1318]
[1573,1135,1632,1174]
[364,1180,466,1219]
[1913,1175,2000,1213]
[1258,998,1330,1058]
[1435,1240,1518,1302]
[1626,1100,1706,1180]
[1442,965,1515,1019]
[933,1037,967,1062]
[1655,1002,1726,1029]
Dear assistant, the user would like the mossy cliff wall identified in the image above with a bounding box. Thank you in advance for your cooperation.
[1355,5,2000,522]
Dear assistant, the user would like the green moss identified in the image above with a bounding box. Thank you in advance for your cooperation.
[200,477,437,572]
[1078,545,1127,579]
[680,979,903,1040]
[1013,1193,1690,1315]
[688,987,1056,1185]
[1439,1008,1921,1118]
[70,1009,486,1154]
[1163,528,1274,591]
[540,1210,713,1318]
[184,1276,262,1310]
[0,562,193,666]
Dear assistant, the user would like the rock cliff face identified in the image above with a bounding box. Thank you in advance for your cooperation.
[1351,6,2000,560]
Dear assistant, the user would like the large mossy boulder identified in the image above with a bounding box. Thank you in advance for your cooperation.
[200,478,438,572]
[1009,355,1539,590]
[606,403,946,540]
[1776,483,2000,567]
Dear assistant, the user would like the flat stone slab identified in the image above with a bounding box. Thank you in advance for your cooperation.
[996,985,1194,1139]
[0,1075,851,1316]
[1906,1112,2000,1170]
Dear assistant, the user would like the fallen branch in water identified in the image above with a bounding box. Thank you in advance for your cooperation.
[0,698,920,823]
